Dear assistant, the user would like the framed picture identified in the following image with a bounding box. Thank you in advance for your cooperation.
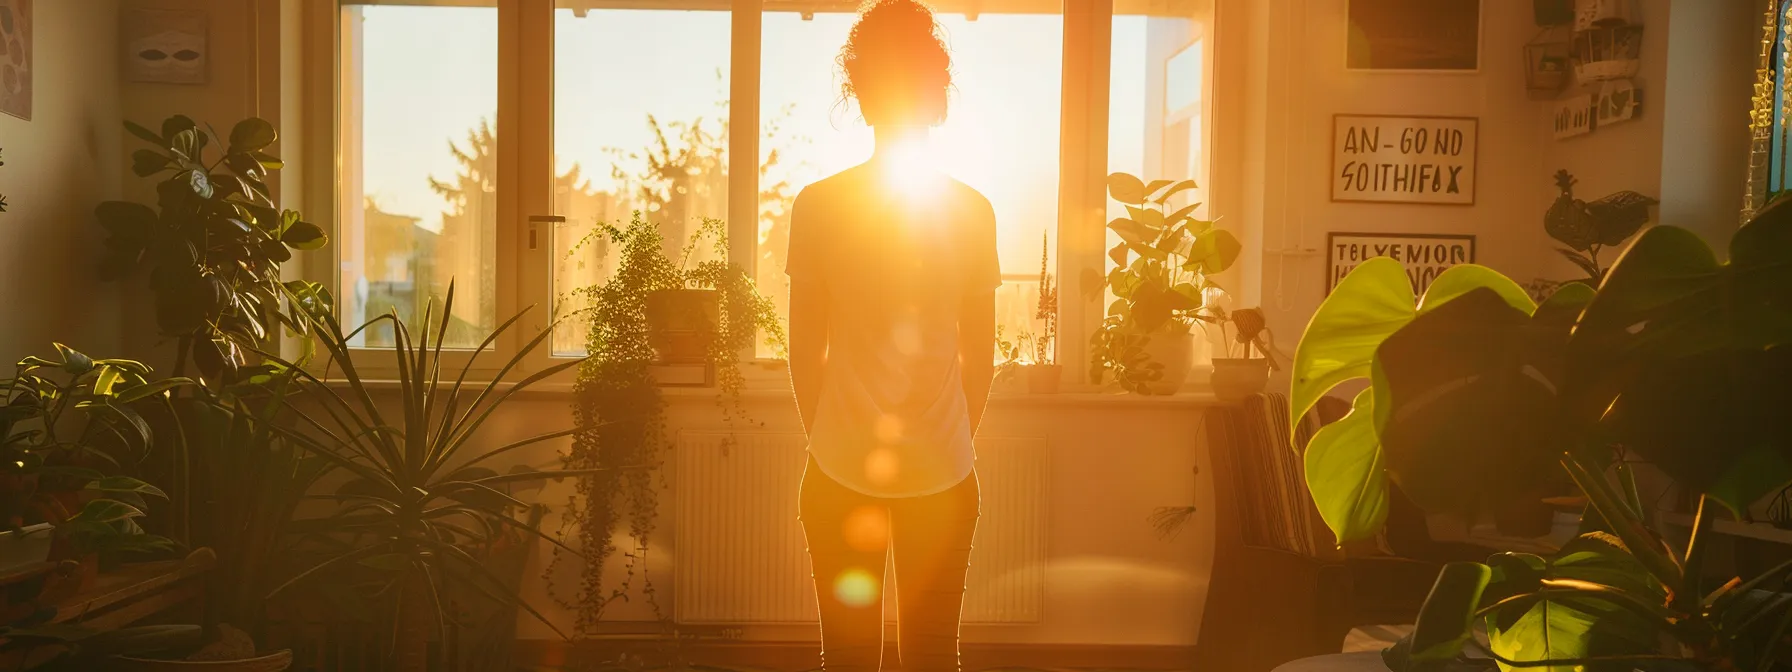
[1346,0,1481,72]
[1326,232,1477,295]
[1332,114,1478,205]
[0,0,32,121]
[122,9,208,85]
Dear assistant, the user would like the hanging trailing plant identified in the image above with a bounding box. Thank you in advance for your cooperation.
[550,213,784,634]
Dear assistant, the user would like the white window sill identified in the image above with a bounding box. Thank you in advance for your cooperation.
[324,376,1222,408]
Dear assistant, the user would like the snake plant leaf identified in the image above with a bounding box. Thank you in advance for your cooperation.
[1304,389,1388,543]
[1290,257,1416,432]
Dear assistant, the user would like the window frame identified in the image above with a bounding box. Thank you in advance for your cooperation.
[309,0,1215,391]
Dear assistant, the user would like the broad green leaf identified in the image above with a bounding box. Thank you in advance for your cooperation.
[1304,389,1388,542]
[1155,179,1197,204]
[1408,562,1492,663]
[1418,264,1536,315]
[1375,288,1572,516]
[1125,205,1166,231]
[1565,211,1792,514]
[160,115,197,144]
[1290,257,1416,432]
[1107,172,1147,205]
[1183,229,1241,274]
[229,117,279,152]
[123,120,163,146]
[1143,179,1175,198]
[281,221,328,250]
[91,366,122,397]
[55,343,93,374]
[1486,595,1598,672]
[130,149,170,177]
[115,377,193,403]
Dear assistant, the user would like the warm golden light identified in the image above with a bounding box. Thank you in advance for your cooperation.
[864,447,900,484]
[878,136,947,201]
[843,505,890,553]
[834,568,880,607]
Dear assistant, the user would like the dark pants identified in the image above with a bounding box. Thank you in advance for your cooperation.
[798,455,980,672]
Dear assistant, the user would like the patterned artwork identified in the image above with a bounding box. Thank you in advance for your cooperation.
[0,0,29,121]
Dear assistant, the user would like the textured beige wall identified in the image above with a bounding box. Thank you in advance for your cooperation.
[0,0,124,366]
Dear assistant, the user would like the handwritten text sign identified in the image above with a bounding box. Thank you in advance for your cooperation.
[1333,115,1478,205]
[1326,233,1477,295]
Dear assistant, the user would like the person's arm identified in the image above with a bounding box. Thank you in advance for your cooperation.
[789,276,829,436]
[959,198,999,436]
[959,288,996,436]
[786,190,828,436]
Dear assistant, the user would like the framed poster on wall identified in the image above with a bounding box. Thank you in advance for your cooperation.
[1326,232,1476,295]
[1332,114,1478,205]
[1346,0,1481,72]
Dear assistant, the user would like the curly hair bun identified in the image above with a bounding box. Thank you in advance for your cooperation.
[839,0,952,126]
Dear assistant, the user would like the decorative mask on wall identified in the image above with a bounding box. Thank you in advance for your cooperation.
[122,9,206,85]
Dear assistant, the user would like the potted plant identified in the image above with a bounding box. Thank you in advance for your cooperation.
[0,346,187,575]
[992,326,1028,395]
[555,213,784,632]
[94,115,327,386]
[1090,173,1240,395]
[1025,231,1061,394]
[1290,195,1792,670]
[249,285,627,669]
[1206,306,1278,402]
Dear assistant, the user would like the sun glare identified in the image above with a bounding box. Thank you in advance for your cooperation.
[877,136,948,201]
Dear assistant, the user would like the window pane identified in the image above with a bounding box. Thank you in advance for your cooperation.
[340,5,498,349]
[1107,14,1213,362]
[551,7,732,357]
[761,10,1063,361]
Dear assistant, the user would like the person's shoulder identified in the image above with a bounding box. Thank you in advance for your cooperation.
[942,176,996,223]
[793,166,869,212]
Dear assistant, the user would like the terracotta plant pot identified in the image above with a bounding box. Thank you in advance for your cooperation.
[644,288,719,362]
[1210,358,1272,402]
[1025,364,1062,394]
[1136,325,1196,396]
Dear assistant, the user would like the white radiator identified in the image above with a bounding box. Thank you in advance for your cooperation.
[673,432,1047,625]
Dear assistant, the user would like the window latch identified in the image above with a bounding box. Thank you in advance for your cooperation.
[526,215,566,251]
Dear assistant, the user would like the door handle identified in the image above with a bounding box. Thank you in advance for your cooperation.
[526,215,566,251]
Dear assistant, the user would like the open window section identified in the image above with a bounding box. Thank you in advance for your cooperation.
[339,2,500,349]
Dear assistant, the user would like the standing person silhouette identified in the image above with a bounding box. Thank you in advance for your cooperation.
[784,2,998,671]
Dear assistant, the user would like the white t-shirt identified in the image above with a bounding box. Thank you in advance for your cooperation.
[786,166,1000,498]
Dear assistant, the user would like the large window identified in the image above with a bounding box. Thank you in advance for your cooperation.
[1106,10,1212,362]
[339,4,499,348]
[329,0,1213,383]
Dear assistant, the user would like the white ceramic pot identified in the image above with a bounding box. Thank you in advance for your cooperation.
[0,523,55,573]
[1138,325,1195,396]
[1210,358,1272,402]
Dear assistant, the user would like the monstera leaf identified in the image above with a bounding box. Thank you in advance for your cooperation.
[1568,201,1792,515]
[1374,286,1585,516]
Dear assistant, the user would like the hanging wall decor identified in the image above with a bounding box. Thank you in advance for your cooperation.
[0,0,31,121]
[1346,0,1481,72]
[1325,232,1477,295]
[1524,28,1573,99]
[1552,94,1595,140]
[1332,114,1478,205]
[122,9,207,85]
[1594,79,1639,127]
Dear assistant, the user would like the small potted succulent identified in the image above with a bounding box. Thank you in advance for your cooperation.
[1206,306,1279,402]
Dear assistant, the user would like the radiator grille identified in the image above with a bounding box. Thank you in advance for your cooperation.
[673,433,1047,624]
